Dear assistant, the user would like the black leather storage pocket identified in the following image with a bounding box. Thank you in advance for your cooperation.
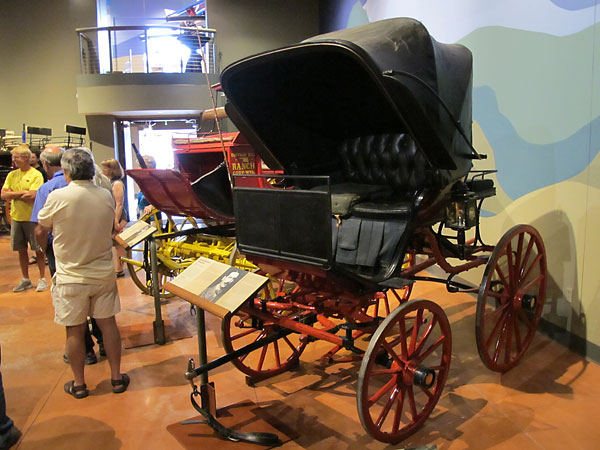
[332,217,407,268]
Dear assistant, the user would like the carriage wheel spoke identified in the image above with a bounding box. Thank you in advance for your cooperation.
[257,344,268,371]
[417,335,445,362]
[518,308,535,331]
[381,340,406,367]
[493,316,510,363]
[503,311,514,364]
[387,324,414,349]
[384,298,391,316]
[413,317,438,356]
[483,301,510,323]
[494,266,510,292]
[392,387,406,433]
[230,328,258,341]
[407,386,418,421]
[376,386,400,428]
[506,241,515,290]
[515,233,524,278]
[513,316,523,352]
[398,317,410,359]
[368,375,397,408]
[419,384,434,399]
[239,331,266,363]
[520,253,542,286]
[273,340,281,367]
[401,286,410,300]
[282,335,299,355]
[388,289,402,302]
[409,309,424,355]
[519,273,544,293]
[518,237,535,282]
[485,307,509,350]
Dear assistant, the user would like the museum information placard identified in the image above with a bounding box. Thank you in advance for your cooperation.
[164,257,268,318]
[115,220,157,249]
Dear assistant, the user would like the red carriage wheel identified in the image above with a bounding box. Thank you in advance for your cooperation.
[222,306,308,381]
[476,224,547,372]
[357,299,452,443]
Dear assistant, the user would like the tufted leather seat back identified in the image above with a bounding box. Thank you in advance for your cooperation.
[339,134,451,194]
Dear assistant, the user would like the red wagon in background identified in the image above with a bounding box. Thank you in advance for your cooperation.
[172,131,276,189]
[122,129,277,326]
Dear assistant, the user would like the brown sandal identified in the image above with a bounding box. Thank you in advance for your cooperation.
[64,380,89,399]
[111,373,130,394]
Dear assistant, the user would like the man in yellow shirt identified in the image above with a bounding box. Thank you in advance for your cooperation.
[1,145,46,292]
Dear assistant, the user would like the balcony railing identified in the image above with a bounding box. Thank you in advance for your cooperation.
[76,25,217,75]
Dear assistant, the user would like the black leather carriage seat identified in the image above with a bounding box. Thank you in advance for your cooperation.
[325,133,453,273]
[326,133,451,217]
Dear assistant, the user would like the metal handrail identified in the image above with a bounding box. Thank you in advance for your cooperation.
[75,25,216,34]
[76,25,217,75]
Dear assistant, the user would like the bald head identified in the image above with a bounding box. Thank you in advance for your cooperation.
[41,145,64,177]
[41,145,64,166]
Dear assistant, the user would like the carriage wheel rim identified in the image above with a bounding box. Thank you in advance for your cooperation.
[476,224,547,372]
[357,299,452,443]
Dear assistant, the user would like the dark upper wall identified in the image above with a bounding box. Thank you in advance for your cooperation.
[207,0,319,71]
[101,0,200,26]
[0,0,96,138]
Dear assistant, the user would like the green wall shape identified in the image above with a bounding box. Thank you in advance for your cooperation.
[459,23,597,145]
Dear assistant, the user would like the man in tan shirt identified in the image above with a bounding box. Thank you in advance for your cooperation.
[37,148,130,399]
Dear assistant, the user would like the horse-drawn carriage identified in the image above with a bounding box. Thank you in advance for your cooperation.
[133,18,546,444]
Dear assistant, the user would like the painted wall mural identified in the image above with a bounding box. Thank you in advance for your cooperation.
[329,1,600,348]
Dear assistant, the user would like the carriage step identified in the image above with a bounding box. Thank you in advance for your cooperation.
[378,277,414,289]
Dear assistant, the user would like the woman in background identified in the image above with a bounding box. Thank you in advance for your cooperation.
[30,149,47,182]
[101,159,128,277]
[136,155,156,218]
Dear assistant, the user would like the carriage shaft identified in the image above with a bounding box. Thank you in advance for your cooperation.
[249,308,344,347]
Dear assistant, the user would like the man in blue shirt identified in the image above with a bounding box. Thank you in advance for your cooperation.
[31,146,67,275]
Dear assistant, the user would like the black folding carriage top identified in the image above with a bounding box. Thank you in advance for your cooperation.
[221,18,475,284]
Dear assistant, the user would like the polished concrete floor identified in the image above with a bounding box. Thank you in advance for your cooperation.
[1,233,599,449]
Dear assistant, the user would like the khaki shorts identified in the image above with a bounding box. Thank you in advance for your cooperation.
[51,280,121,326]
[11,220,41,252]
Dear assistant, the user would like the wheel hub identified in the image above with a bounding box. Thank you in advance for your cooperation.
[521,294,537,311]
[401,362,436,388]
[413,366,436,389]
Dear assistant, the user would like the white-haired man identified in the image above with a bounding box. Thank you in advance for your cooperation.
[37,147,129,399]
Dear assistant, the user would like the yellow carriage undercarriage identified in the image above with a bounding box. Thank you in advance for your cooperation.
[121,209,256,299]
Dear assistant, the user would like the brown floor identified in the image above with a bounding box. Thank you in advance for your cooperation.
[1,233,599,450]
